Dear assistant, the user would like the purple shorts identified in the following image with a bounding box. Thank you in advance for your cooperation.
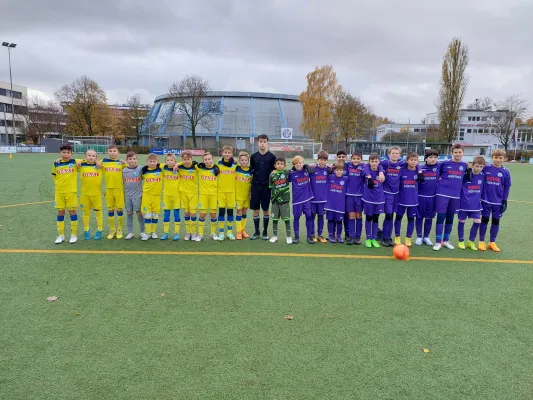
[458,210,481,221]
[326,210,344,222]
[396,205,417,218]
[363,201,384,216]
[384,193,398,214]
[311,202,325,216]
[345,196,363,213]
[435,195,460,214]
[417,196,436,219]
[293,201,312,218]
[481,202,502,219]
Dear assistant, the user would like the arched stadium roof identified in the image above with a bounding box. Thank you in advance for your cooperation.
[154,91,299,103]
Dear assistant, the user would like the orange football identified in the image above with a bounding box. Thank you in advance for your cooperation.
[393,244,410,260]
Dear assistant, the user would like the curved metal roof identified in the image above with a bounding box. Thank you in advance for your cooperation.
[154,91,299,103]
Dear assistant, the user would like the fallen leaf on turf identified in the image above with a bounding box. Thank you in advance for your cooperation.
[284,315,294,320]
[423,348,430,353]
[73,312,80,316]
[47,296,58,302]
[160,293,168,297]
[320,314,329,317]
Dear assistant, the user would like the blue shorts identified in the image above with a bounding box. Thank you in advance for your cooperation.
[326,210,344,222]
[293,201,311,218]
[346,196,363,213]
[481,202,502,219]
[396,205,417,218]
[311,202,325,216]
[458,210,481,221]
[436,195,460,214]
[363,201,384,216]
[384,193,398,214]
[417,196,436,219]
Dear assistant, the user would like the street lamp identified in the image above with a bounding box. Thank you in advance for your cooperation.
[2,42,17,145]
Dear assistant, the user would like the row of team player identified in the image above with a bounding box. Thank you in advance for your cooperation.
[286,145,510,252]
[52,144,253,243]
[52,143,510,252]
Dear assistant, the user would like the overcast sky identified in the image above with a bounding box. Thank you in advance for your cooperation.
[1,0,532,121]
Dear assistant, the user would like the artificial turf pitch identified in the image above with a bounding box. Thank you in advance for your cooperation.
[1,154,532,399]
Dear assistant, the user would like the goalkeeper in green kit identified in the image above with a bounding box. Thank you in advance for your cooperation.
[268,157,292,244]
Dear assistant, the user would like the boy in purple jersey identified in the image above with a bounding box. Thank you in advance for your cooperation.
[433,144,468,251]
[325,162,348,243]
[345,151,366,245]
[415,149,439,246]
[289,156,315,244]
[310,150,329,243]
[478,150,512,252]
[394,153,422,247]
[362,153,385,248]
[457,156,485,251]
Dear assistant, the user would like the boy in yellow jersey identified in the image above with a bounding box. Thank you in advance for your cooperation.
[79,149,104,240]
[102,144,125,239]
[235,151,252,240]
[52,144,79,244]
[197,152,220,241]
[217,145,237,241]
[161,153,181,241]
[141,154,163,240]
[177,150,199,240]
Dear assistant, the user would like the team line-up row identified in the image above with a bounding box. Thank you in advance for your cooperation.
[51,140,511,252]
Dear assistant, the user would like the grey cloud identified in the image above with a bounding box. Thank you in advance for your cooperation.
[0,0,531,120]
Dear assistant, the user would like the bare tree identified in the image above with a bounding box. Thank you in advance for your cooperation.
[119,94,149,145]
[335,91,373,148]
[168,75,219,148]
[466,96,493,111]
[492,95,529,151]
[436,38,469,143]
[24,95,66,144]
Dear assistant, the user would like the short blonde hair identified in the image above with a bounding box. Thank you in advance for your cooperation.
[473,156,486,165]
[388,146,401,154]
[202,152,213,159]
[333,161,345,171]
[292,155,304,165]
[147,153,159,161]
[164,153,176,162]
[492,149,506,158]
[181,150,193,159]
[238,151,249,159]
[221,145,233,154]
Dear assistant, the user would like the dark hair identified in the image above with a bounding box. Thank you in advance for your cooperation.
[424,149,439,160]
[452,143,464,151]
[107,144,118,150]
[317,150,329,160]
[407,152,419,160]
[126,151,137,158]
[336,150,346,156]
[351,150,362,158]
[473,156,486,165]
[257,134,269,142]
[60,144,73,152]
[369,152,379,161]
[275,157,286,164]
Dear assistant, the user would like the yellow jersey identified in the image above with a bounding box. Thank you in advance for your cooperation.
[177,163,198,193]
[79,162,103,196]
[142,165,163,196]
[217,158,237,193]
[52,159,79,194]
[162,165,180,197]
[235,166,252,200]
[101,158,125,189]
[198,164,219,195]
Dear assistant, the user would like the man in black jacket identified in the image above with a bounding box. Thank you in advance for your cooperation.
[249,134,276,240]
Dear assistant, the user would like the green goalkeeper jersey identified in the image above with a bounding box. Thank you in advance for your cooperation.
[269,169,291,204]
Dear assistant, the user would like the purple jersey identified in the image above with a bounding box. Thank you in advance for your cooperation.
[345,162,365,196]
[325,175,348,213]
[289,169,314,205]
[436,160,468,199]
[364,160,401,194]
[362,168,385,204]
[481,164,512,205]
[460,172,484,211]
[418,163,440,197]
[310,165,329,203]
[398,168,419,207]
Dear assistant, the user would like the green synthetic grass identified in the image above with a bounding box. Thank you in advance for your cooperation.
[1,154,533,399]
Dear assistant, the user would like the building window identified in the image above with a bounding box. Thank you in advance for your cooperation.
[491,129,495,134]
[480,148,486,155]
[421,129,426,133]
[467,117,472,121]
[414,128,420,133]
[467,129,472,134]
[459,129,465,141]
[476,117,481,121]
[481,117,487,121]
[484,129,489,134]
[473,129,477,133]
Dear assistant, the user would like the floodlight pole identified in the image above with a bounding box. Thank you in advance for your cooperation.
[2,42,17,144]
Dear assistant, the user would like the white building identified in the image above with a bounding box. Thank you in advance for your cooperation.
[0,81,28,145]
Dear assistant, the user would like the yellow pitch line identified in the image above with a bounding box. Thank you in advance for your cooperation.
[0,200,53,209]
[508,199,533,204]
[0,249,531,264]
